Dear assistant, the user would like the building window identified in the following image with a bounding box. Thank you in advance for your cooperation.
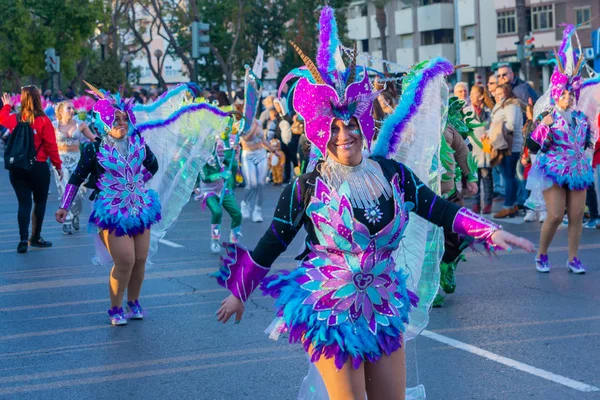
[421,29,454,46]
[531,5,553,31]
[360,4,368,17]
[399,33,413,49]
[361,39,369,53]
[497,10,516,35]
[375,38,381,51]
[420,0,452,5]
[461,25,475,41]
[575,7,591,28]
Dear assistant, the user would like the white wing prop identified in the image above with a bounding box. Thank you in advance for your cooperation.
[372,58,453,340]
[136,102,231,260]
[133,85,194,125]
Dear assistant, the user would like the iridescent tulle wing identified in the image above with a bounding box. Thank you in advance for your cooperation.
[136,103,230,260]
[577,80,600,143]
[379,64,450,341]
[133,85,193,125]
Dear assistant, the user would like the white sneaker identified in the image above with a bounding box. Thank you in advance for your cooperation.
[523,210,537,222]
[252,207,263,223]
[210,240,221,254]
[241,201,250,219]
[538,211,546,223]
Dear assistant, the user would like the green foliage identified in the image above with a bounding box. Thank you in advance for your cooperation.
[278,1,352,83]
[0,0,102,92]
[85,55,126,93]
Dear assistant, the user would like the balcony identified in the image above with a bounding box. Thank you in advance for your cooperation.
[395,48,415,68]
[394,8,413,35]
[417,3,454,32]
[418,43,455,63]
[348,16,368,40]
[459,40,477,66]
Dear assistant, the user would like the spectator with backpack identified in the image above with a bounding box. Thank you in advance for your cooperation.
[1,88,62,253]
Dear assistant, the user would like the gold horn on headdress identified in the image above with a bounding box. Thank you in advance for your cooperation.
[553,48,565,74]
[289,41,325,85]
[82,80,105,99]
[346,42,358,86]
[574,53,585,75]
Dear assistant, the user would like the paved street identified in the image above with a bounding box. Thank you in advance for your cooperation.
[0,168,599,400]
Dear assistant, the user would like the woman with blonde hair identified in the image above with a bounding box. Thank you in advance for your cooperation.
[53,100,97,234]
[1,88,62,253]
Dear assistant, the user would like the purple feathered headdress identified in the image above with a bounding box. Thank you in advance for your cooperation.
[550,24,585,103]
[83,80,137,133]
[280,7,376,156]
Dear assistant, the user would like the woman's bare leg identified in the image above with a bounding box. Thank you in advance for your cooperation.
[127,229,150,301]
[102,230,136,308]
[566,189,586,261]
[538,185,567,256]
[364,347,406,400]
[313,351,366,400]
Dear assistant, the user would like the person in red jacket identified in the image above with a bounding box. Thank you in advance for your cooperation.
[1,88,62,253]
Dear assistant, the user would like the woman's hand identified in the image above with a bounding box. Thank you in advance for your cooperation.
[2,93,13,107]
[490,230,535,253]
[216,294,245,324]
[466,181,478,195]
[542,115,554,126]
[55,208,68,223]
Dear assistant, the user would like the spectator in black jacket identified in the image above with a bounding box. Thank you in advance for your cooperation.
[497,64,538,104]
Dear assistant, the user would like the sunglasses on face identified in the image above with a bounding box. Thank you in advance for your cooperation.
[498,73,509,78]
[488,81,497,85]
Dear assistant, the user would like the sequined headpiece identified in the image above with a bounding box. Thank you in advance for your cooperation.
[550,25,585,104]
[83,81,137,134]
[279,7,377,156]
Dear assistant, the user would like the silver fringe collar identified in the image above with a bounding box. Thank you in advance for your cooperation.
[321,157,393,210]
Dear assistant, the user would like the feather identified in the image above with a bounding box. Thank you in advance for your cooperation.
[290,41,324,85]
[316,6,339,85]
[372,58,454,158]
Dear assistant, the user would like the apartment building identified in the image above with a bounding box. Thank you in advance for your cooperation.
[495,0,600,90]
[346,0,497,85]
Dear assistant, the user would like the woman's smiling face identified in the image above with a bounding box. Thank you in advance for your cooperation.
[326,117,363,166]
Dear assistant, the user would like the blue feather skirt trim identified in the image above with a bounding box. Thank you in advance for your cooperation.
[89,189,162,237]
[260,265,418,370]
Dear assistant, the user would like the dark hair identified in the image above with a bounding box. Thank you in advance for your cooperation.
[20,86,46,124]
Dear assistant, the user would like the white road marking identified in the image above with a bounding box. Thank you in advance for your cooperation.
[158,239,184,248]
[421,329,600,392]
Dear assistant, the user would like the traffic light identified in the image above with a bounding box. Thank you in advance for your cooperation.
[525,34,535,61]
[44,48,60,73]
[192,21,210,58]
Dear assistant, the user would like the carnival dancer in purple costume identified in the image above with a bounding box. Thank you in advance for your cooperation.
[55,82,161,326]
[527,24,598,275]
[213,7,534,399]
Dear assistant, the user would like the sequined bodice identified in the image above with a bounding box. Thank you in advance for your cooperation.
[55,122,83,148]
[299,174,411,333]
[95,135,152,218]
[539,110,592,177]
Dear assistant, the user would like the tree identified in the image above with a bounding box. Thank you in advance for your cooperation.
[277,1,352,84]
[516,0,527,79]
[373,0,390,73]
[125,1,171,90]
[85,54,127,93]
[0,0,103,92]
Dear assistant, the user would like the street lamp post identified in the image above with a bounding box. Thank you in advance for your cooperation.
[98,33,107,61]
[154,49,163,83]
[123,54,133,83]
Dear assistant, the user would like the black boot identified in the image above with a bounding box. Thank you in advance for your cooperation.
[29,237,53,248]
[17,240,28,253]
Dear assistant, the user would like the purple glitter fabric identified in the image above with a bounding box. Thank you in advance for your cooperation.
[89,134,162,237]
[259,175,419,369]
